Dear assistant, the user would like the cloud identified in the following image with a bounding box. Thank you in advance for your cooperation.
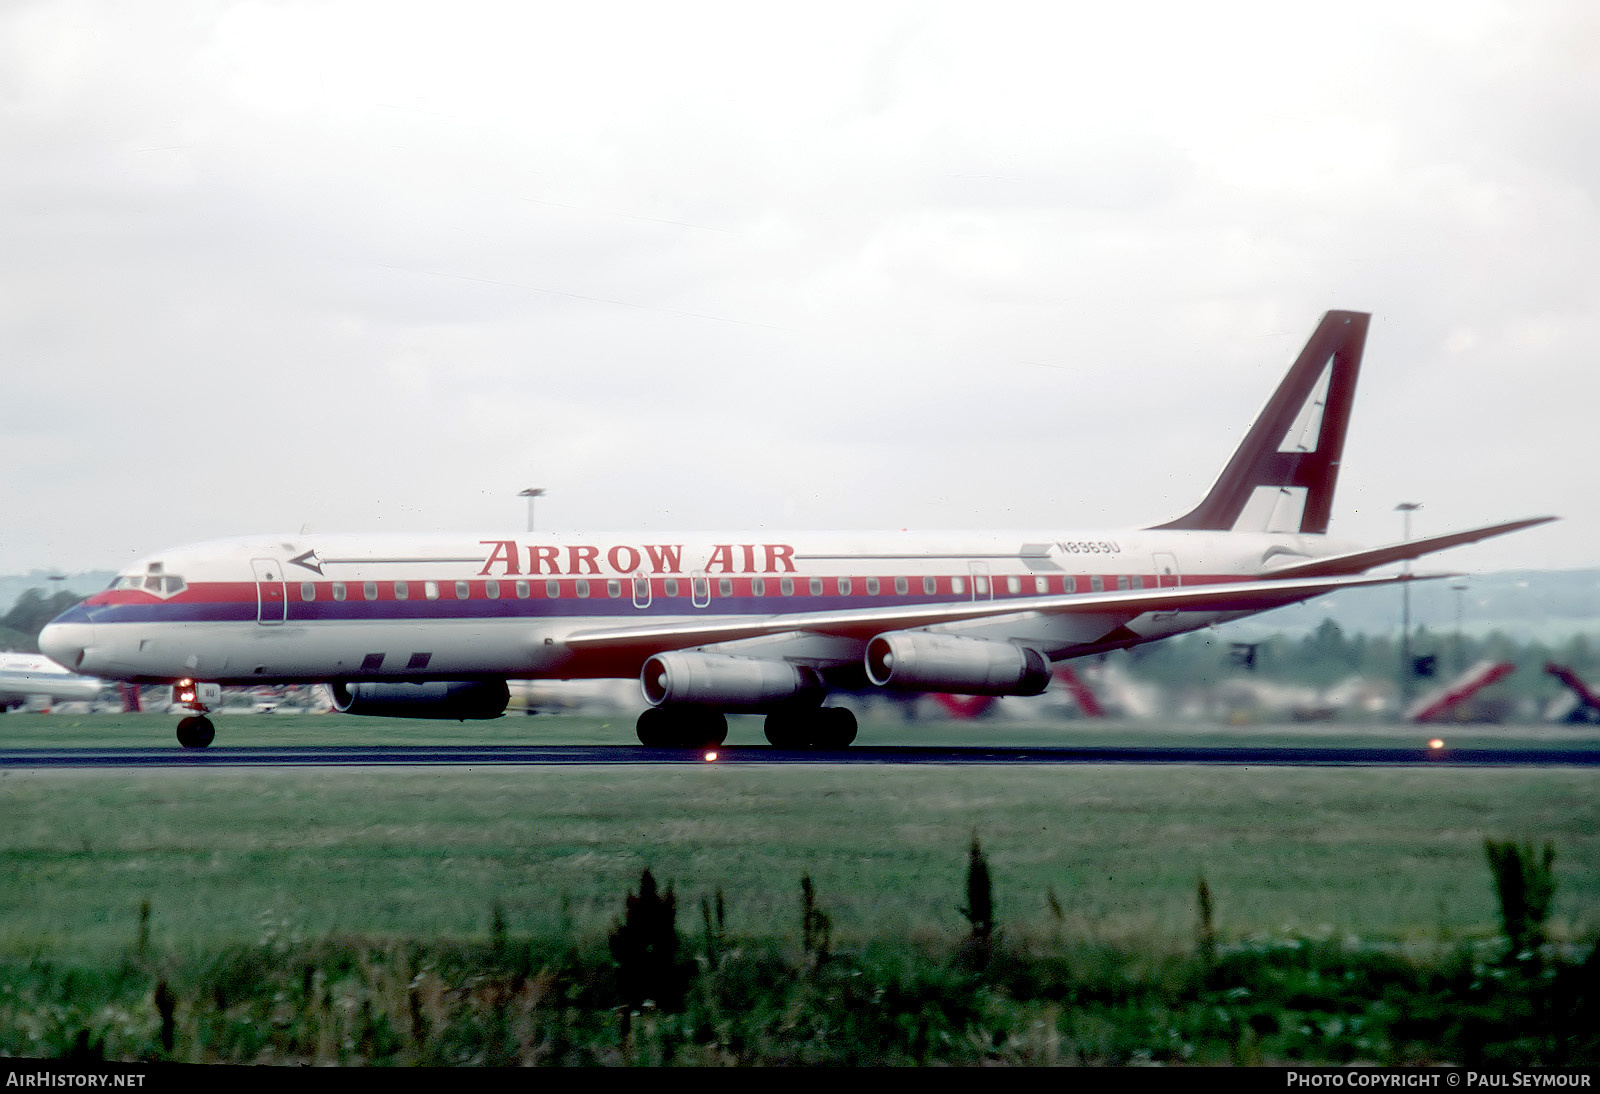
[1,1,1596,575]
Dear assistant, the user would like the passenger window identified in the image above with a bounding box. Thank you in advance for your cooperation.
[1064,576,1076,593]
[1090,575,1103,593]
[718,578,732,597]
[486,580,500,599]
[894,577,908,595]
[333,583,347,601]
[364,582,378,601]
[575,580,590,598]
[781,577,794,596]
[953,577,965,595]
[394,581,409,600]
[664,578,679,597]
[809,578,822,596]
[1035,576,1048,594]
[838,577,852,596]
[1133,576,1144,589]
[300,583,316,601]
[425,581,439,600]
[1116,575,1129,591]
[607,579,621,598]
[866,578,880,595]
[546,580,560,599]
[456,581,470,599]
[923,576,937,595]
[1006,576,1021,595]
[516,580,529,598]
[751,577,765,596]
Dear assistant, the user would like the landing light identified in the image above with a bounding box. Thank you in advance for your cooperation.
[704,751,718,762]
[1429,738,1445,750]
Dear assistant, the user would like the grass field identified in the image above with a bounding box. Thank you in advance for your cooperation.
[4,713,1598,1064]
[3,714,1597,957]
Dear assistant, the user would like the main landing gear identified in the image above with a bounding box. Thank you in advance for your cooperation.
[763,707,857,750]
[632,706,858,749]
[635,707,729,748]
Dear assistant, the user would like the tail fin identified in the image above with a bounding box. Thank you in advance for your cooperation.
[1154,310,1369,535]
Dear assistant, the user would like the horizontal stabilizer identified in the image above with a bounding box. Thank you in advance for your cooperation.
[1261,517,1557,579]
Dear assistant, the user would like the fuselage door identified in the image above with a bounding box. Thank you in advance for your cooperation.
[967,561,992,601]
[252,558,287,625]
[1153,551,1181,618]
[1154,552,1180,588]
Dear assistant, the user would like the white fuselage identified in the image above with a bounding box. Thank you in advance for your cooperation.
[0,651,105,707]
[39,527,1350,687]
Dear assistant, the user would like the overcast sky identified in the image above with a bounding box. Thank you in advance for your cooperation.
[2,0,1595,578]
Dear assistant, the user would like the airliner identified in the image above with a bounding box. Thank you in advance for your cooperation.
[38,311,1552,749]
[0,651,104,711]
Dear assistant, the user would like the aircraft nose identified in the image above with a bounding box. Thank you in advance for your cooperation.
[39,606,96,672]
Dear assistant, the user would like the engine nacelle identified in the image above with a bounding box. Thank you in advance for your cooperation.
[330,680,510,720]
[641,652,823,712]
[865,632,1051,696]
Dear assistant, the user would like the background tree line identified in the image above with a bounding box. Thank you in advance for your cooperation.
[1,588,86,653]
[1116,618,1599,701]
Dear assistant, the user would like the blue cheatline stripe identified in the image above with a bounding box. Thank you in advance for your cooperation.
[77,591,1050,626]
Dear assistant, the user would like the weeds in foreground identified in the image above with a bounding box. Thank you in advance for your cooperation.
[4,933,1597,1066]
[2,834,1592,1065]
[1485,839,1558,956]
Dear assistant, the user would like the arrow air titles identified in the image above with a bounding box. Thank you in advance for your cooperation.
[477,541,796,577]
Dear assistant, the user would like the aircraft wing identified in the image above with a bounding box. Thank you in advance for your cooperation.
[1261,517,1556,580]
[561,571,1431,660]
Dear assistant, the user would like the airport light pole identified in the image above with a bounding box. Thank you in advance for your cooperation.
[1396,502,1422,705]
[519,487,546,533]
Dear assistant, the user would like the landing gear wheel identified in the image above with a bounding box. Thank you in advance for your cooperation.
[637,708,728,748]
[176,715,215,749]
[636,707,672,746]
[689,710,729,748]
[764,707,857,749]
[763,711,809,748]
[813,707,857,749]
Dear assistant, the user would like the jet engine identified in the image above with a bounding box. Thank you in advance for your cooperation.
[641,652,823,711]
[330,680,510,720]
[865,632,1051,696]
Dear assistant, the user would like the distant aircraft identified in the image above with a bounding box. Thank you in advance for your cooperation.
[0,651,103,711]
[39,311,1553,748]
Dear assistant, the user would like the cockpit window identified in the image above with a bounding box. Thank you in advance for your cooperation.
[116,572,185,597]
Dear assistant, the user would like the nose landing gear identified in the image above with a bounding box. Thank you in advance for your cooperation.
[176,715,216,749]
[172,679,221,749]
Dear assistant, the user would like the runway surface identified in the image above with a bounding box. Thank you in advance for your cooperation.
[4,743,1598,768]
